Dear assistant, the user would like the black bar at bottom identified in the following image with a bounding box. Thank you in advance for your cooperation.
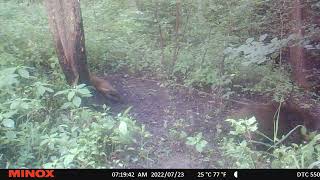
[1,169,319,179]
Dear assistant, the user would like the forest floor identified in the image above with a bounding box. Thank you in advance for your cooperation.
[91,73,232,168]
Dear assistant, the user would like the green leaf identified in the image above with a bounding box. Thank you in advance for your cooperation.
[1,67,17,75]
[72,96,81,107]
[196,132,203,139]
[68,91,76,101]
[40,139,50,146]
[36,86,46,97]
[123,107,132,116]
[10,101,20,110]
[43,163,54,169]
[300,126,307,136]
[3,110,17,118]
[5,131,16,140]
[180,131,187,138]
[2,119,15,128]
[50,63,56,69]
[17,68,29,78]
[186,137,196,145]
[196,140,208,152]
[45,87,54,93]
[104,119,115,130]
[259,34,268,41]
[247,117,256,125]
[119,121,128,135]
[54,90,68,97]
[77,84,86,89]
[61,102,71,109]
[246,38,254,44]
[77,88,92,97]
[20,102,30,109]
[63,154,75,167]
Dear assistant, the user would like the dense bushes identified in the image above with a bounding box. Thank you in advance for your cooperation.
[0,66,150,168]
[1,0,319,168]
[220,117,320,168]
[0,0,295,98]
[0,2,149,167]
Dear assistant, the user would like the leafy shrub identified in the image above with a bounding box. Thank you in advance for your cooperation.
[0,67,150,168]
[220,117,320,168]
[224,34,294,99]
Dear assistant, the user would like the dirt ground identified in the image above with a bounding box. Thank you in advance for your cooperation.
[90,73,230,168]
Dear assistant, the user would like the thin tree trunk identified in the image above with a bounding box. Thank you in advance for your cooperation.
[200,26,213,67]
[44,0,90,86]
[171,0,181,70]
[155,1,165,68]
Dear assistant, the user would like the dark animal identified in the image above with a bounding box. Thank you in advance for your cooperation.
[89,74,122,103]
[231,101,311,144]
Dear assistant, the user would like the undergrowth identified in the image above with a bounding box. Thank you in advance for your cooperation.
[219,117,320,168]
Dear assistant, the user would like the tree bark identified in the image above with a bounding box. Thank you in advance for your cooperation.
[287,0,320,133]
[289,0,309,89]
[44,0,90,86]
[171,0,181,70]
[155,1,165,68]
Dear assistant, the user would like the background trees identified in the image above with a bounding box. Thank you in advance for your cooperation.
[0,0,319,169]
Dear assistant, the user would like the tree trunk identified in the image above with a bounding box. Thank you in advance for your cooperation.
[287,0,320,133]
[171,0,181,71]
[44,0,90,86]
[155,0,165,68]
[289,0,309,89]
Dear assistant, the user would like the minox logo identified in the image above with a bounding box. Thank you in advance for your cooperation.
[8,170,54,178]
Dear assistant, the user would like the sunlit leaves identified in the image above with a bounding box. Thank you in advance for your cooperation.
[186,132,208,153]
[226,117,258,135]
[2,119,15,128]
[119,121,128,135]
[0,67,19,89]
[227,35,284,66]
[72,96,81,107]
[67,91,76,101]
[33,82,54,98]
[55,84,92,109]
[17,68,30,79]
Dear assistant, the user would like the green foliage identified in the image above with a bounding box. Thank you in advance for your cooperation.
[186,132,208,153]
[54,84,92,109]
[0,1,53,68]
[0,67,149,168]
[0,0,296,99]
[225,35,288,66]
[79,0,298,101]
[1,0,319,169]
[271,135,320,168]
[168,118,188,141]
[0,0,157,169]
[225,117,258,136]
[220,117,320,169]
[1,0,314,98]
[224,34,295,99]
